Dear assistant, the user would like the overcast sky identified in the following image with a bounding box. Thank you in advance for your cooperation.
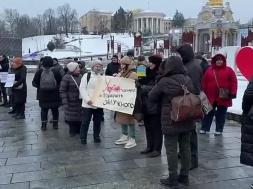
[1,0,251,23]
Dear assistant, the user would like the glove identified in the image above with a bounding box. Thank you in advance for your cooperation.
[135,81,141,88]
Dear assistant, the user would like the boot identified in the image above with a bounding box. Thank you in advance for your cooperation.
[8,109,16,114]
[15,115,25,119]
[148,151,161,158]
[94,137,101,143]
[160,177,179,188]
[41,123,47,130]
[140,148,152,154]
[53,122,58,130]
[178,175,189,186]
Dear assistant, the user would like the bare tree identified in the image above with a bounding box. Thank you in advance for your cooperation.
[57,4,77,37]
[4,9,19,37]
[16,14,30,38]
[36,14,44,35]
[43,8,55,35]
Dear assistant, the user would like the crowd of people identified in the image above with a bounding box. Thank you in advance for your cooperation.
[4,43,253,187]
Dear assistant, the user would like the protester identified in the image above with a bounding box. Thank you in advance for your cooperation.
[60,62,82,137]
[126,49,134,62]
[115,56,138,149]
[132,55,148,68]
[240,75,253,189]
[149,56,195,187]
[138,54,163,158]
[195,53,210,74]
[79,60,104,144]
[11,57,27,119]
[64,57,73,74]
[176,44,203,170]
[105,55,120,76]
[74,58,78,62]
[77,61,88,75]
[7,62,15,114]
[0,55,10,106]
[32,56,62,130]
[53,58,65,77]
[200,53,237,135]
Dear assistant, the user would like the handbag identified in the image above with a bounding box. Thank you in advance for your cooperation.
[69,75,81,99]
[213,70,231,99]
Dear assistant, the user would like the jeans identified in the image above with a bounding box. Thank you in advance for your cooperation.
[15,103,25,116]
[0,83,7,104]
[201,102,228,132]
[144,115,163,151]
[164,132,192,179]
[121,124,135,139]
[41,108,59,123]
[80,108,103,140]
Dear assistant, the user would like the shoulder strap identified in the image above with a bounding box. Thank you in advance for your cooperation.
[212,69,219,88]
[69,75,79,89]
[87,72,91,84]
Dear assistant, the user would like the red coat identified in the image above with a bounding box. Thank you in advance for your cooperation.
[202,53,238,107]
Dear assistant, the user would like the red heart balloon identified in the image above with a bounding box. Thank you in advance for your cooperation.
[236,46,253,81]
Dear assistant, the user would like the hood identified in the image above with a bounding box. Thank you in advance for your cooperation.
[42,56,54,68]
[160,56,186,77]
[176,44,194,64]
[211,53,227,69]
[0,56,9,64]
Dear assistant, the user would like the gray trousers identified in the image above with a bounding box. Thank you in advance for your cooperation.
[164,132,192,179]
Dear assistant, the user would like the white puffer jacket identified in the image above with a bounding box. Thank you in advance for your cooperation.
[79,72,99,109]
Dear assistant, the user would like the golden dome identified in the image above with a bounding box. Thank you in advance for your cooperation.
[209,0,223,6]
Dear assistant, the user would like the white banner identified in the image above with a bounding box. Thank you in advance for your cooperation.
[92,76,137,114]
[0,72,8,83]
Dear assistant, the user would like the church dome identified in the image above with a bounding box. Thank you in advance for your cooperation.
[209,0,223,7]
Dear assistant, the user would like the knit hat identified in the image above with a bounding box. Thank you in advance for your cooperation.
[120,56,131,65]
[42,56,54,67]
[67,62,79,72]
[89,60,103,68]
[12,57,22,65]
[148,54,162,66]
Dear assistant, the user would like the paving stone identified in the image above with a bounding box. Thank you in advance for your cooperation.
[6,155,47,165]
[3,145,32,152]
[0,151,17,159]
[17,148,55,157]
[200,157,242,170]
[0,174,12,184]
[12,168,66,183]
[217,149,241,158]
[0,162,41,174]
[0,159,6,166]
[0,182,30,189]
[30,171,125,189]
[134,156,168,168]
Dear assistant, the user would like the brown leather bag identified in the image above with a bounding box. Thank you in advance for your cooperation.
[213,70,231,99]
[171,85,204,122]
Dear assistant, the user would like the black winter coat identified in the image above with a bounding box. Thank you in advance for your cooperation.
[0,58,9,72]
[241,76,253,167]
[138,68,161,115]
[32,67,62,108]
[149,56,196,136]
[60,73,82,122]
[13,65,27,104]
[177,44,203,95]
[105,62,120,76]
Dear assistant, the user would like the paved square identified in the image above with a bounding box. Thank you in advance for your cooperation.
[0,73,251,189]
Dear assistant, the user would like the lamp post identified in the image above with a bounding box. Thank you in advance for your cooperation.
[78,36,82,58]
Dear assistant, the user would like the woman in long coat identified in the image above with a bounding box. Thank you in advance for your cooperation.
[60,62,82,137]
[241,76,253,189]
[11,57,27,119]
[115,56,138,149]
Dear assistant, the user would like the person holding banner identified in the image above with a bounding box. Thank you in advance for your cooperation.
[79,60,104,145]
[0,55,10,106]
[115,56,138,149]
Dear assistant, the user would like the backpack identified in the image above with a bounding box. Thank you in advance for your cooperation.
[171,81,204,122]
[40,68,57,91]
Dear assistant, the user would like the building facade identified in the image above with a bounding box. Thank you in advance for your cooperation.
[182,0,239,53]
[80,10,113,33]
[133,10,166,34]
[163,17,173,34]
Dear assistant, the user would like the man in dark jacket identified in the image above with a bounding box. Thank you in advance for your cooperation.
[0,55,10,106]
[195,53,210,75]
[53,58,64,77]
[176,44,203,170]
[105,55,120,76]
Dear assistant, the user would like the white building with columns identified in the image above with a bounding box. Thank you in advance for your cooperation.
[133,10,166,34]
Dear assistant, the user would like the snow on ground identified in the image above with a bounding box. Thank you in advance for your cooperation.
[22,33,134,59]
